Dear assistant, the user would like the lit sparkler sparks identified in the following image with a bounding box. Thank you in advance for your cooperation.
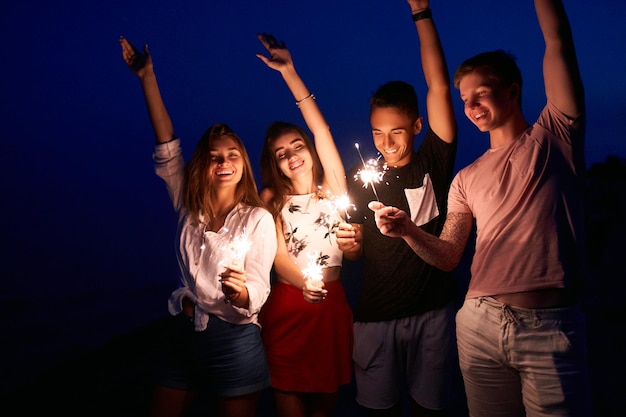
[332,192,355,221]
[220,228,252,267]
[321,188,355,221]
[354,143,387,201]
[302,251,324,288]
[219,228,252,304]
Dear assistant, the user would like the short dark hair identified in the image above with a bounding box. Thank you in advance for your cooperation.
[453,49,523,105]
[370,80,419,121]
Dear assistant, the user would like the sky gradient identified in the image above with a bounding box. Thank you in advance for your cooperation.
[1,0,625,328]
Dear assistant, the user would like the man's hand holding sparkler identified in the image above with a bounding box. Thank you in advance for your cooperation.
[368,201,415,239]
[220,264,249,308]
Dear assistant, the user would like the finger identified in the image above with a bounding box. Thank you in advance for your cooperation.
[223,264,244,274]
[266,33,278,46]
[255,53,271,65]
[368,201,384,211]
[257,33,270,50]
[221,279,241,293]
[120,37,133,55]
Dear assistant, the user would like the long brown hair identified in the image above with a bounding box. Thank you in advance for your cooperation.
[184,123,263,224]
[260,121,323,218]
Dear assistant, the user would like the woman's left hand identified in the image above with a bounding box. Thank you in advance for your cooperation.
[302,279,327,304]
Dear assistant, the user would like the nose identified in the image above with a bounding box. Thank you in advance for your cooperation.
[285,150,297,161]
[465,97,478,109]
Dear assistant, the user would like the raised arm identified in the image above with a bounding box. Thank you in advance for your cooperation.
[120,36,175,144]
[535,0,584,118]
[256,33,347,196]
[408,0,456,143]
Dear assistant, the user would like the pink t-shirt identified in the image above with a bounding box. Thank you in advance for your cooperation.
[448,102,586,299]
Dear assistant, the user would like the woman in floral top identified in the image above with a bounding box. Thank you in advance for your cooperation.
[256,33,354,417]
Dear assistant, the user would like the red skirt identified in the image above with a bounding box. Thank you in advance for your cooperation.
[259,280,353,393]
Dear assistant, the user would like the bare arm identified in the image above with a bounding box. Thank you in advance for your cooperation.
[260,189,326,303]
[120,36,175,144]
[369,202,472,271]
[273,220,308,288]
[256,33,347,196]
[408,0,456,143]
[535,0,584,118]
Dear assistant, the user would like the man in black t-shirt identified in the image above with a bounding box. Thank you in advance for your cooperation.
[336,1,458,415]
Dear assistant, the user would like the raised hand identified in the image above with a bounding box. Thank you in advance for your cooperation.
[119,36,152,77]
[255,32,294,72]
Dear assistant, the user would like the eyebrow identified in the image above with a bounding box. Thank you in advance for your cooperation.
[274,138,304,153]
[210,146,240,153]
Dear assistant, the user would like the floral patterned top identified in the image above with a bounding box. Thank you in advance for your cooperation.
[281,192,344,270]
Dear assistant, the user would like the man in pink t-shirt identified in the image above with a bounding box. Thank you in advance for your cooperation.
[365,0,592,416]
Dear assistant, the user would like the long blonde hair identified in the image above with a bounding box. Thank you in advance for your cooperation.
[183,123,263,223]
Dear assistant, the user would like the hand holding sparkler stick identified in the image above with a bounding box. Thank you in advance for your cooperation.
[219,229,252,303]
[219,264,248,306]
[301,251,328,303]
[367,200,413,239]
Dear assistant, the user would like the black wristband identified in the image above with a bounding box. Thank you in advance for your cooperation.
[412,8,432,21]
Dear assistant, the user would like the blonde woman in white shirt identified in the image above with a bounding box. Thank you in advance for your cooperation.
[120,36,277,417]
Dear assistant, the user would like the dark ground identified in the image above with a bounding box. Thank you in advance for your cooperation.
[1,263,624,417]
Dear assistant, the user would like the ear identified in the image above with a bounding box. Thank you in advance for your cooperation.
[412,116,423,135]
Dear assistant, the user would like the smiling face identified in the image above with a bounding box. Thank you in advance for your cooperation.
[271,131,314,183]
[208,135,244,188]
[458,68,517,133]
[370,106,420,167]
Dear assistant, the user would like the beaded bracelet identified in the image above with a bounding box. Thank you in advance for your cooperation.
[412,8,432,21]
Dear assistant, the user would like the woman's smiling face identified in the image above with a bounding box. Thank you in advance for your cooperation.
[272,132,313,182]
[208,135,244,187]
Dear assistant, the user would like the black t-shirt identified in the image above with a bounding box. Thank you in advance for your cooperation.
[348,128,457,322]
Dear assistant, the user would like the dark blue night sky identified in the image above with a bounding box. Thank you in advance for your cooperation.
[1,0,625,414]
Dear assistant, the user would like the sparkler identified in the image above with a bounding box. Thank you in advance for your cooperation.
[330,170,355,221]
[332,192,355,221]
[219,228,252,303]
[321,187,355,221]
[302,251,324,288]
[219,228,252,267]
[354,143,386,202]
